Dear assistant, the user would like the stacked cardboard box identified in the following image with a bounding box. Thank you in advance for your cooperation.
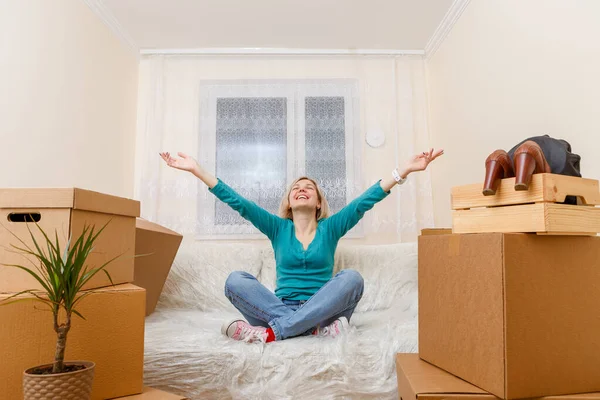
[0,188,182,399]
[0,188,139,292]
[408,174,600,399]
[0,284,146,400]
[396,354,600,400]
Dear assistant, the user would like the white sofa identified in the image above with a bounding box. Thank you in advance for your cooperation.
[143,239,419,399]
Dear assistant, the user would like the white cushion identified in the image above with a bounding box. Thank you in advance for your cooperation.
[158,238,264,312]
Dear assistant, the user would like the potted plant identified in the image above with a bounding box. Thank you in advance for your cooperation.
[0,221,117,400]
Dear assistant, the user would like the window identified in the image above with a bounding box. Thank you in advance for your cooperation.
[198,80,359,238]
[304,96,347,212]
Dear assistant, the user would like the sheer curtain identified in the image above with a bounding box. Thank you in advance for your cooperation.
[135,55,434,243]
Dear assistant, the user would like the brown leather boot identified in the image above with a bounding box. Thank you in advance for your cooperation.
[513,140,551,190]
[483,149,515,196]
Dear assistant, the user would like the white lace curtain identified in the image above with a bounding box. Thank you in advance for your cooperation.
[135,55,434,243]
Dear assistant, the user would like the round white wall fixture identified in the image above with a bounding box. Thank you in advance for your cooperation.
[366,128,385,148]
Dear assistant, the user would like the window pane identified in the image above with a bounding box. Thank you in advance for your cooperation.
[215,97,287,225]
[305,96,346,213]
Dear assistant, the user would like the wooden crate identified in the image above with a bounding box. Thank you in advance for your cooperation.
[451,174,600,235]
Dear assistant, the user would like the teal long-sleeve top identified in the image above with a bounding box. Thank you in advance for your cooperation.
[209,179,390,301]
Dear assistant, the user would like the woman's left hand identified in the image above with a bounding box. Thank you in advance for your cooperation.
[404,148,444,175]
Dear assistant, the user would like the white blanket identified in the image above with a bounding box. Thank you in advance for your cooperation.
[144,240,419,399]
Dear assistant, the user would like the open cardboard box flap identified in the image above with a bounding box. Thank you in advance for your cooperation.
[134,218,182,315]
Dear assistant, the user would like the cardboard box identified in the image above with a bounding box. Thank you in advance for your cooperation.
[110,387,188,399]
[1,283,145,400]
[418,231,600,399]
[396,353,600,400]
[0,188,140,292]
[134,218,182,316]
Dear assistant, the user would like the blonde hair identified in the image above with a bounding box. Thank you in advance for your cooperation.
[278,177,330,221]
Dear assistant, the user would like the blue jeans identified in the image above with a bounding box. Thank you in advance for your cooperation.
[224,269,364,340]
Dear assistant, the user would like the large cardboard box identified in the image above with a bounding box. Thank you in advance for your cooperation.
[134,218,182,316]
[111,387,188,399]
[1,283,145,400]
[0,188,140,292]
[396,353,600,400]
[418,231,600,399]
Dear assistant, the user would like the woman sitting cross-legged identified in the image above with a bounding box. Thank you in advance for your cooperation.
[159,148,443,343]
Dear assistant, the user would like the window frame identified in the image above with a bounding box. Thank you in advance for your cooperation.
[197,79,360,240]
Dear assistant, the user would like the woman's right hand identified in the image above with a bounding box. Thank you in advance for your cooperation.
[159,152,199,173]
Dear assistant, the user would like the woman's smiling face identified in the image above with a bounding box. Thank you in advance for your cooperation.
[289,179,321,213]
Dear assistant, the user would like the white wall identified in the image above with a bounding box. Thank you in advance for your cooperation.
[427,0,600,227]
[0,0,139,198]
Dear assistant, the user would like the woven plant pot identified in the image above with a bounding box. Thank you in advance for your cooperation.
[23,361,95,400]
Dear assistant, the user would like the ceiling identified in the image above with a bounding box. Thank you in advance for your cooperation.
[100,0,455,51]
